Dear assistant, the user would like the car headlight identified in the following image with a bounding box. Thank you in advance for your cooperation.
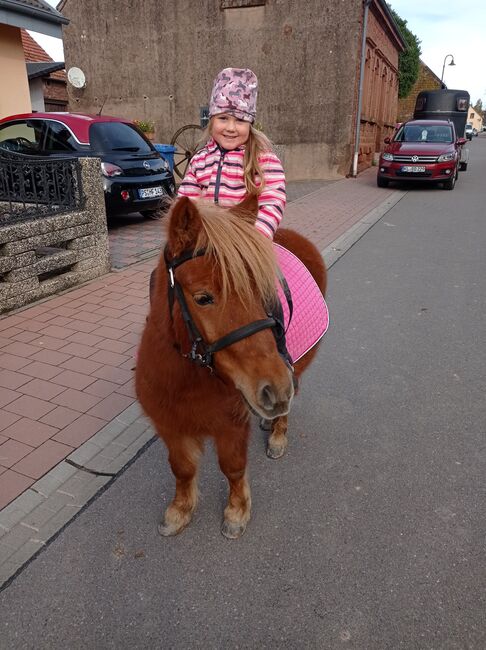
[382,152,394,161]
[437,153,455,162]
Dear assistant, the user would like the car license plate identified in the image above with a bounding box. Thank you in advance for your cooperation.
[401,165,426,173]
[138,186,164,199]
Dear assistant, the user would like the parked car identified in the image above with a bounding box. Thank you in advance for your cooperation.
[377,119,467,190]
[0,113,176,218]
[465,123,474,140]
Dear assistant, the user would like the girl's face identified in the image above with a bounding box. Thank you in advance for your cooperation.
[211,114,251,150]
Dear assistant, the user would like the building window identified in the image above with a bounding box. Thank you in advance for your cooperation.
[470,112,474,118]
[221,0,265,7]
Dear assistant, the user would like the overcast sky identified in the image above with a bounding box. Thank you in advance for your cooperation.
[33,0,485,107]
[389,0,485,106]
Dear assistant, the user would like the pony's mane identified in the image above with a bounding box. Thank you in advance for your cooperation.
[193,202,278,307]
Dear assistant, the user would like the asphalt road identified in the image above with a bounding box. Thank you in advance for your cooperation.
[1,139,485,650]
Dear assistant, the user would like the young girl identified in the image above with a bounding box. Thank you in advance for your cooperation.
[178,68,286,239]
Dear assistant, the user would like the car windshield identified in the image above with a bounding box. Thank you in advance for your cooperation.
[89,122,153,154]
[396,124,453,144]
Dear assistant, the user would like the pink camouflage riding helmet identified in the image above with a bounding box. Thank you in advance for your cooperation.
[208,68,258,123]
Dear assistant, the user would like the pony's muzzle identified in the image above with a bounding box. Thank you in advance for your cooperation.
[255,378,294,419]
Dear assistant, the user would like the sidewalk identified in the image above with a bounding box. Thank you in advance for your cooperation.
[0,167,404,586]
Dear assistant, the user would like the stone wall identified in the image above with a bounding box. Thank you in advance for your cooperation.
[0,158,110,314]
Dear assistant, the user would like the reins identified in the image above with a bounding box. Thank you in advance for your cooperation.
[163,245,293,373]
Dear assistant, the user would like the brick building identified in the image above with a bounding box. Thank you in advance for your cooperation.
[397,60,442,124]
[59,0,404,180]
[358,1,405,170]
[21,30,68,112]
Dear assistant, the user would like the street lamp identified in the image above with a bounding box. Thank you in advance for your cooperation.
[441,54,456,85]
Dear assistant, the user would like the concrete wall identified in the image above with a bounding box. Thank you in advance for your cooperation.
[0,158,110,314]
[62,0,363,180]
[0,25,31,119]
[30,77,45,112]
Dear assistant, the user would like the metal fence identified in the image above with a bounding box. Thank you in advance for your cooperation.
[0,149,84,225]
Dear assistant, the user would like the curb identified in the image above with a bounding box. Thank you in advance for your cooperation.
[322,190,406,268]
[0,403,154,589]
[0,187,406,589]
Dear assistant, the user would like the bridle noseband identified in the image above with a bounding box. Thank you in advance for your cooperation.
[164,246,292,372]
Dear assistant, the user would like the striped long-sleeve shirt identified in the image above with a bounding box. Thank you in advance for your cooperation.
[177,138,286,239]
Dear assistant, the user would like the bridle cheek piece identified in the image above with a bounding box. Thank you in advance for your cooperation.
[164,246,293,373]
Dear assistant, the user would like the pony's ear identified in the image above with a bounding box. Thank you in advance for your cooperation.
[168,197,203,256]
[230,193,258,224]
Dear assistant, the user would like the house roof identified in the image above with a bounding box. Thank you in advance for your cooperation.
[26,60,64,79]
[372,0,406,52]
[21,30,66,81]
[0,0,68,37]
[419,59,444,88]
[21,27,52,61]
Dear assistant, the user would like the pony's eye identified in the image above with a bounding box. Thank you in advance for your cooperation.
[194,293,214,306]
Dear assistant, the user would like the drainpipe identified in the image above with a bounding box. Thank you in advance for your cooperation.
[352,0,372,177]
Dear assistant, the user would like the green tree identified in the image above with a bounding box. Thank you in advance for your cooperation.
[388,5,422,99]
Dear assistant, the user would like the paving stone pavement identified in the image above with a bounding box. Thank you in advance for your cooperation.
[0,167,404,586]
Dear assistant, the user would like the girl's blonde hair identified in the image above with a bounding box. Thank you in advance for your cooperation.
[203,119,274,195]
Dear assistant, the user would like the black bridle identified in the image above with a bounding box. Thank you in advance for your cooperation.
[164,246,292,372]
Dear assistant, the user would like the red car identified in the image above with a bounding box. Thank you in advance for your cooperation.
[377,119,467,191]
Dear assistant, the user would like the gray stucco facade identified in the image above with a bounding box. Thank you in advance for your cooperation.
[61,0,364,180]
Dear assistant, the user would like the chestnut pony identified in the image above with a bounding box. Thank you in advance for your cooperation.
[135,196,326,539]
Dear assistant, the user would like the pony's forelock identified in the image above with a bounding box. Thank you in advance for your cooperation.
[192,202,278,307]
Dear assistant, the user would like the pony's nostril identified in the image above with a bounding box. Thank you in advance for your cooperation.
[259,383,276,410]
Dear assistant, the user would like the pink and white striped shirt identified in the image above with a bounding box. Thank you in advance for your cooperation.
[177,138,286,239]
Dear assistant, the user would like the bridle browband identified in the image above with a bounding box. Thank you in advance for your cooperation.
[164,245,292,372]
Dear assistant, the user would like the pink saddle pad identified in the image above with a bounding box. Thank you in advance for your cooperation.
[274,243,329,363]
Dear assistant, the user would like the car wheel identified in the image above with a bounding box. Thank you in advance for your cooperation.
[443,169,457,190]
[459,161,468,171]
[377,176,389,188]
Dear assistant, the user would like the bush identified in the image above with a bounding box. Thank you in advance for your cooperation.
[389,6,422,99]
[134,119,155,133]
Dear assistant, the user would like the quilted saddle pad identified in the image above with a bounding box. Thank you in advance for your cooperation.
[274,243,329,363]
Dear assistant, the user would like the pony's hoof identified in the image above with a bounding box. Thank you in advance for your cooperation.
[158,520,186,537]
[259,418,272,431]
[221,519,247,539]
[266,441,287,459]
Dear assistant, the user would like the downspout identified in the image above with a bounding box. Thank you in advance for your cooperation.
[352,0,372,177]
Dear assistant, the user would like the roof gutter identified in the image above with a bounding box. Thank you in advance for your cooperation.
[0,0,68,25]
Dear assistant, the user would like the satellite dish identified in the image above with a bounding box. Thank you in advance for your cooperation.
[67,67,86,89]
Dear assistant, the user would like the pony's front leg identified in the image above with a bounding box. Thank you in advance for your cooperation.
[216,427,251,539]
[267,415,288,459]
[158,436,202,537]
